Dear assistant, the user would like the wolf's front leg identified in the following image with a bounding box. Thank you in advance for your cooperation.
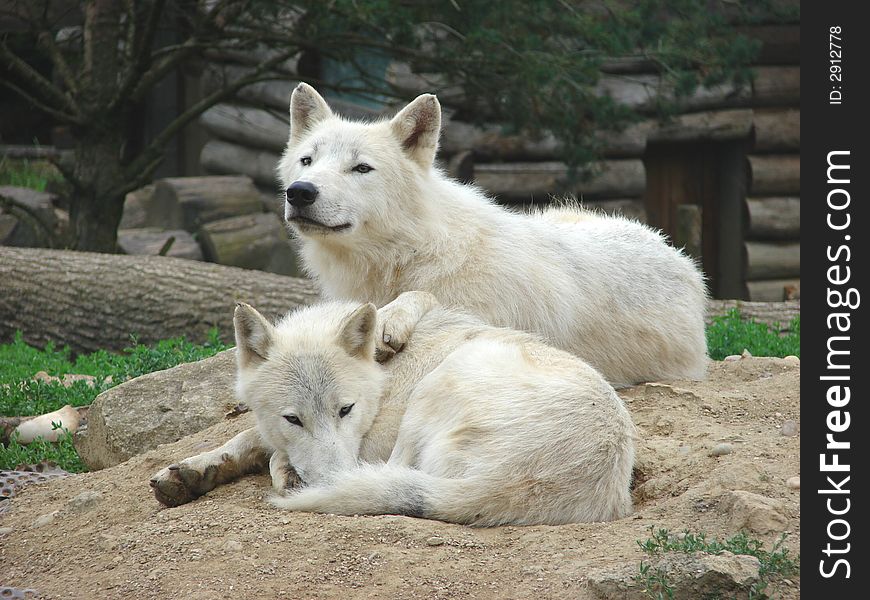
[375,291,440,362]
[150,427,271,507]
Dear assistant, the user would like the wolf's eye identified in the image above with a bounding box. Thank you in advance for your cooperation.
[352,163,373,174]
[300,156,312,166]
[284,415,303,427]
[339,404,354,418]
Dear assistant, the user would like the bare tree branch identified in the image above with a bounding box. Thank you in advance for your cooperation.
[110,0,167,111]
[0,79,81,125]
[0,41,79,116]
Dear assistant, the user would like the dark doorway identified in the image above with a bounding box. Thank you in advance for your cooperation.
[643,140,749,299]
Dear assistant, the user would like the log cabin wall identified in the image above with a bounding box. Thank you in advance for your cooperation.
[193,23,799,301]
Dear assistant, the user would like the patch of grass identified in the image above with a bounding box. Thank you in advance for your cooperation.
[0,429,85,473]
[0,157,62,191]
[1,330,230,471]
[635,526,799,599]
[706,309,800,361]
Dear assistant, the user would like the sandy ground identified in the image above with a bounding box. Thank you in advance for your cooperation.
[0,357,800,599]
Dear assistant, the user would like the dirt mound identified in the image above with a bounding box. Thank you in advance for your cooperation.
[0,357,800,599]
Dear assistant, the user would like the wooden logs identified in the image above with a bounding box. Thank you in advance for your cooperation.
[746,241,800,280]
[198,213,301,276]
[199,141,281,189]
[746,155,800,196]
[752,109,799,153]
[200,104,288,153]
[746,197,799,240]
[474,160,645,201]
[152,176,265,231]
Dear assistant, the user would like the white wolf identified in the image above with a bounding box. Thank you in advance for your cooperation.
[151,292,636,526]
[277,84,708,387]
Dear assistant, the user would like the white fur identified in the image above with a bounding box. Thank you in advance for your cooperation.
[278,84,708,387]
[236,292,636,526]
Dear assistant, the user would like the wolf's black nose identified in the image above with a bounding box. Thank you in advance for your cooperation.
[286,181,319,207]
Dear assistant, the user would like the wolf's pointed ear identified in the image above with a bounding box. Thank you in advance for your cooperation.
[289,83,333,142]
[390,94,441,167]
[234,303,275,369]
[338,303,378,360]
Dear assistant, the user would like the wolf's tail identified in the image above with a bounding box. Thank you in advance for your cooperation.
[269,464,505,526]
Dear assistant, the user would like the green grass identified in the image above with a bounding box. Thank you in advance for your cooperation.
[706,309,800,361]
[0,157,62,192]
[635,526,799,599]
[1,330,230,472]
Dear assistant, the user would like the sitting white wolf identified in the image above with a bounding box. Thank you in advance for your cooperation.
[278,84,708,387]
[151,292,636,526]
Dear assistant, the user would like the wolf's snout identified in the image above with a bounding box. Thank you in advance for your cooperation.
[286,181,319,207]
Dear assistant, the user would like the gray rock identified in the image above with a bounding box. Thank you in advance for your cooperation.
[119,184,156,229]
[780,420,799,437]
[718,490,789,534]
[709,443,733,457]
[68,490,104,512]
[0,186,60,247]
[588,551,761,600]
[786,476,800,489]
[74,349,239,470]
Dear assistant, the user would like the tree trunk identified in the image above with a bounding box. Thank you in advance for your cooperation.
[0,247,320,354]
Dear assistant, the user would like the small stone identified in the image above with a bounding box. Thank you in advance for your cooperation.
[780,420,799,437]
[426,536,445,546]
[786,476,800,490]
[709,443,733,457]
[32,510,59,528]
[783,355,799,364]
[0,526,14,536]
[223,539,243,552]
[723,355,741,362]
[741,349,753,358]
[68,490,103,512]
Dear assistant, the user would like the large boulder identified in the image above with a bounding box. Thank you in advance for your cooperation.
[587,551,762,600]
[0,186,61,247]
[74,349,240,470]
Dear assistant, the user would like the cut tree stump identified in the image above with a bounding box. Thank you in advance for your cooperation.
[0,247,320,354]
[153,176,264,231]
[198,213,302,276]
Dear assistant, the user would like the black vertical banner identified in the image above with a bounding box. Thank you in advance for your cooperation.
[803,2,869,596]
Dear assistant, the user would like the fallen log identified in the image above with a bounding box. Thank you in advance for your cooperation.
[746,197,800,240]
[706,299,800,330]
[747,279,801,302]
[0,247,320,354]
[117,228,203,261]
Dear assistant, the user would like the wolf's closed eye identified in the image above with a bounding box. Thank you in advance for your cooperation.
[339,404,354,418]
[352,163,373,174]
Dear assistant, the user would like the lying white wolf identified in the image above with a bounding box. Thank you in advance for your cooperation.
[151,292,635,526]
[278,84,708,387]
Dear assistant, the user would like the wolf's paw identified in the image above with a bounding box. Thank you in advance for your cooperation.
[149,461,219,507]
[269,452,303,492]
[375,306,416,363]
